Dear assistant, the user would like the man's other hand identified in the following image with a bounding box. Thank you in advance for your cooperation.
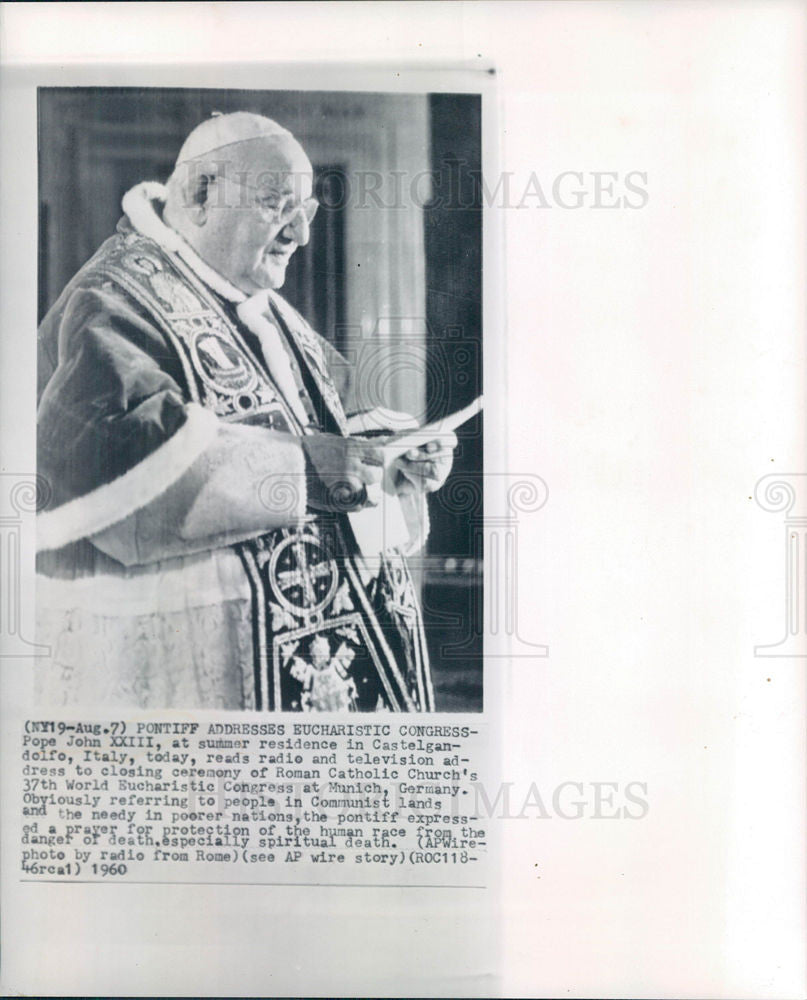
[301,432,385,511]
[394,431,458,496]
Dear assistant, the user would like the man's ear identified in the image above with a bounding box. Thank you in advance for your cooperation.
[183,161,219,225]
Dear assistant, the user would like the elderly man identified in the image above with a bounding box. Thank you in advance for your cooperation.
[36,111,456,711]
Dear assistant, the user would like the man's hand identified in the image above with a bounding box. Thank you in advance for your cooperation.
[393,431,458,496]
[301,432,385,511]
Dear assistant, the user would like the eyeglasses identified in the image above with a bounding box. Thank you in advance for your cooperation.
[228,176,319,226]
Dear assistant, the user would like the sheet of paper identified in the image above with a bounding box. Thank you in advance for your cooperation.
[372,396,484,464]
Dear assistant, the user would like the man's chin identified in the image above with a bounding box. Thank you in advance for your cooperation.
[255,256,289,291]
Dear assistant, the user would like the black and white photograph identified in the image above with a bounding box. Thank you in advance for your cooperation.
[2,2,805,997]
[34,87,483,712]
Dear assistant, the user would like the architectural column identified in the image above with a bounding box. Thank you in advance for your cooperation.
[0,474,50,657]
[754,473,807,657]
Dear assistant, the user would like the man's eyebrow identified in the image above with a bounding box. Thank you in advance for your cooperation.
[254,181,298,198]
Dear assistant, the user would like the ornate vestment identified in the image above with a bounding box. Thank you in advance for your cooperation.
[36,185,434,712]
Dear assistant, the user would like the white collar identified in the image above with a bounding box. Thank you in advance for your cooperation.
[121,181,248,304]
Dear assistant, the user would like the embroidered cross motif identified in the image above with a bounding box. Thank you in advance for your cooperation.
[268,532,339,617]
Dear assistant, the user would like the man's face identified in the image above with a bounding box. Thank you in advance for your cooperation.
[194,134,315,294]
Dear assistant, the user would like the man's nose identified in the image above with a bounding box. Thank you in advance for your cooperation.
[284,205,311,246]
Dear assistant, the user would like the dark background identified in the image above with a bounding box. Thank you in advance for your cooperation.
[38,88,482,710]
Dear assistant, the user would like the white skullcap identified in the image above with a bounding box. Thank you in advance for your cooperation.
[175,111,292,164]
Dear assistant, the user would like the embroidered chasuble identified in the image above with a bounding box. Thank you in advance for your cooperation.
[36,200,434,712]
